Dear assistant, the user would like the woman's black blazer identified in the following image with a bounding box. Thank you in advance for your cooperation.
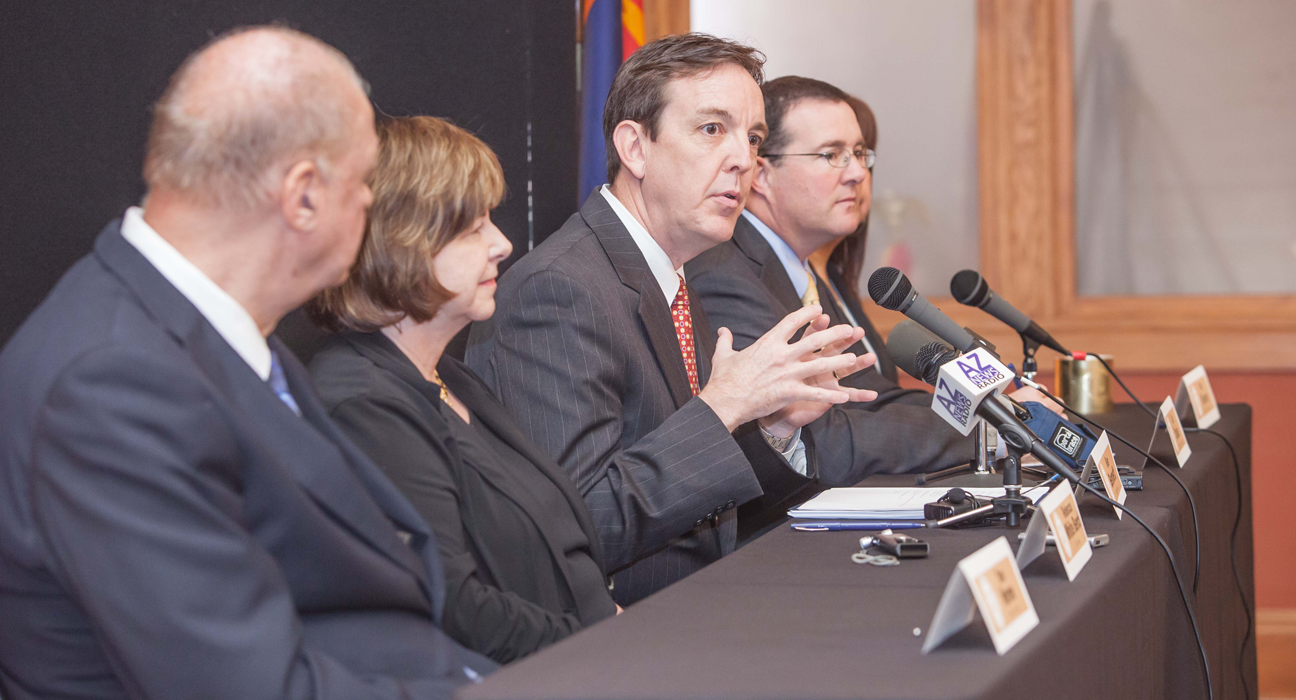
[310,331,615,663]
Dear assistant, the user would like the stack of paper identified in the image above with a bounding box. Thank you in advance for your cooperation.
[787,487,1017,520]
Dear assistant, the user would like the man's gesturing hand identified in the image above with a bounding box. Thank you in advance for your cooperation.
[1007,386,1065,416]
[758,318,880,438]
[698,305,870,434]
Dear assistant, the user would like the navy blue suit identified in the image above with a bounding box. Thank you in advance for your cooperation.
[0,220,494,699]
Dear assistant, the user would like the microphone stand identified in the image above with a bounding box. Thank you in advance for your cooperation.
[995,445,1030,528]
[914,427,997,485]
[924,330,1040,486]
[908,328,1002,485]
[975,422,995,474]
[968,328,1006,475]
[1020,334,1041,380]
[929,439,1033,529]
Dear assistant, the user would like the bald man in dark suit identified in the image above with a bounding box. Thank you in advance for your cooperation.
[0,27,491,699]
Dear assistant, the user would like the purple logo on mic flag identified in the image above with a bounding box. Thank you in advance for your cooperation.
[957,354,1006,390]
[936,378,973,426]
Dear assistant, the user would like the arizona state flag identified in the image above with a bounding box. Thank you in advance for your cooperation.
[579,0,644,202]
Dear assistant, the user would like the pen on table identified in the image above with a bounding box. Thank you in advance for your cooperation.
[790,521,928,532]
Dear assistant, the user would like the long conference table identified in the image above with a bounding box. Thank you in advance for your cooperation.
[459,405,1256,700]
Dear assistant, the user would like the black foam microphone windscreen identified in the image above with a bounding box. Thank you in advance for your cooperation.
[868,267,912,312]
[948,269,1069,354]
[950,269,991,308]
[886,319,954,384]
[868,267,978,352]
[914,342,960,386]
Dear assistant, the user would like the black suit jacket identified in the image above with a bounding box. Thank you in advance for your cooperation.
[822,265,901,384]
[685,214,973,484]
[0,221,492,700]
[310,332,618,663]
[466,193,816,604]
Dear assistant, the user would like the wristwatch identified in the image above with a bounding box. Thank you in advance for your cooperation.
[760,424,796,453]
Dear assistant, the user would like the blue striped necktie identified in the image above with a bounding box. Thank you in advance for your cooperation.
[268,350,302,417]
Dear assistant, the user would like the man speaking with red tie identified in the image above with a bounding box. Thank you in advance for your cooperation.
[467,33,876,605]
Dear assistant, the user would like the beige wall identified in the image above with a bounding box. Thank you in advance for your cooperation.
[691,0,979,299]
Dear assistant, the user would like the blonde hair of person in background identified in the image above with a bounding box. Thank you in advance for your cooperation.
[308,116,505,332]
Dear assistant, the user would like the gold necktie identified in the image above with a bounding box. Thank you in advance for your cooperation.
[801,269,821,308]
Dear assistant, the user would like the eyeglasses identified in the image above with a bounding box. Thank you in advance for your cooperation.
[763,147,875,169]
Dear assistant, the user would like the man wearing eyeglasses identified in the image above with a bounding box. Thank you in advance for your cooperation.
[686,76,975,483]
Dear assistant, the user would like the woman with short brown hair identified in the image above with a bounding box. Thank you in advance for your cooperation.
[308,116,617,664]
[310,115,505,331]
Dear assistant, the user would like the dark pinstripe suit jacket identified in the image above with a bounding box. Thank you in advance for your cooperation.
[0,222,491,699]
[685,215,973,484]
[466,193,816,605]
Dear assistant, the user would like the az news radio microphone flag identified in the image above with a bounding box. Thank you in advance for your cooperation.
[579,0,644,202]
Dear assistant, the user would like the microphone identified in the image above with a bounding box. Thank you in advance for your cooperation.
[891,337,1083,484]
[980,396,1082,484]
[949,270,1069,355]
[885,320,957,385]
[886,322,1097,471]
[903,343,1081,484]
[868,267,983,353]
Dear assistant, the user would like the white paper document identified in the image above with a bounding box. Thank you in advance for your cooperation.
[787,487,1038,520]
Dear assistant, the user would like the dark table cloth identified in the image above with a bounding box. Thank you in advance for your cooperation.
[458,404,1256,700]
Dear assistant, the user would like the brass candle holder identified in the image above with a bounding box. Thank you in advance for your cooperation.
[1054,355,1114,414]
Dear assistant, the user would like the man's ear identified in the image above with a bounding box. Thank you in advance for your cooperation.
[280,159,321,231]
[750,156,775,200]
[612,120,649,181]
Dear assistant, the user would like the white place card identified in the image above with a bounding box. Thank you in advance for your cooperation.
[923,536,1039,656]
[1019,486,1093,581]
[1078,431,1126,519]
[1178,365,1220,429]
[1160,397,1193,467]
[930,347,1014,436]
[1017,506,1050,570]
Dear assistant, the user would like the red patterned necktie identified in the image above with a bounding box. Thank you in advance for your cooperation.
[670,274,700,396]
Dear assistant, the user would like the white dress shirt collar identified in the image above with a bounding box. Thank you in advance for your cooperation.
[119,206,273,380]
[741,210,813,298]
[600,185,683,303]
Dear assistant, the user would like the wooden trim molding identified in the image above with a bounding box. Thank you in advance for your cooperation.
[1258,608,1296,637]
[977,0,1074,322]
[963,0,1296,371]
[643,0,689,42]
[864,299,1296,372]
[1257,608,1296,698]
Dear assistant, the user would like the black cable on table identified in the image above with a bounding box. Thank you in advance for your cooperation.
[1070,358,1202,592]
[1092,354,1156,418]
[1069,473,1213,700]
[1077,358,1247,698]
[1029,383,1202,595]
[1186,426,1253,700]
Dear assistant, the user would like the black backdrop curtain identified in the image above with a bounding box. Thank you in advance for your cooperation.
[0,1,579,356]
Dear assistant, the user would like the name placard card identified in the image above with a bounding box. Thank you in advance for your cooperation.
[1159,397,1193,467]
[1077,431,1126,519]
[930,347,1014,436]
[923,536,1039,656]
[1019,485,1093,581]
[1178,365,1220,429]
